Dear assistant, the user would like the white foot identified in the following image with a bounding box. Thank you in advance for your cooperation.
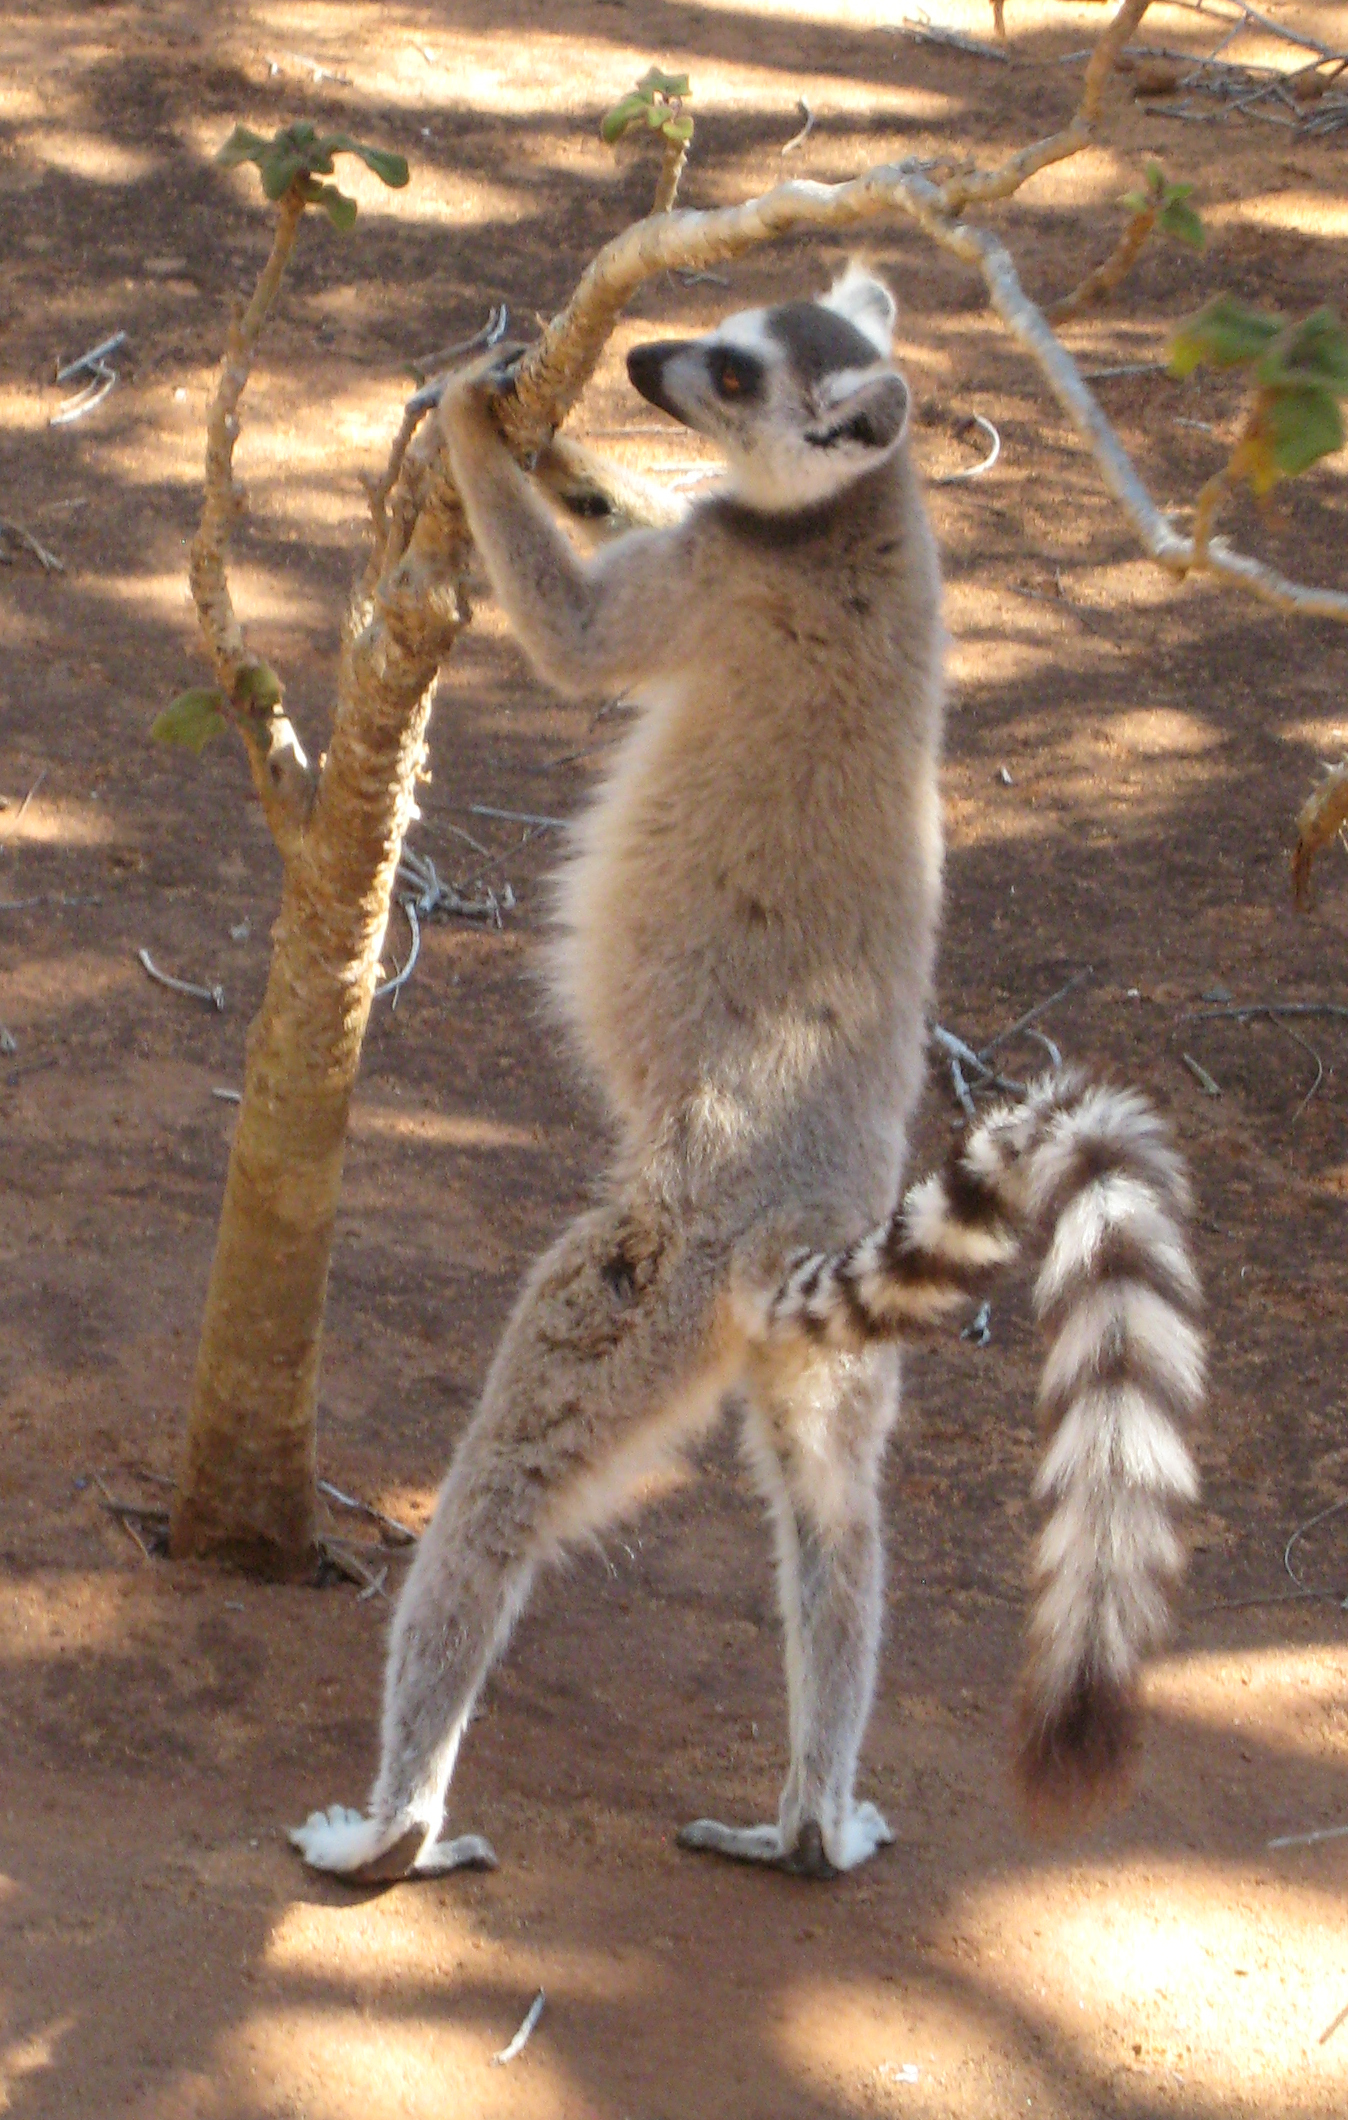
[289,1804,427,1881]
[678,1803,893,1878]
[834,1800,894,1870]
[290,1804,498,1883]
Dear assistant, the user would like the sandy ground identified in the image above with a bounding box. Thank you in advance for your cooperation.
[3,2,1348,2115]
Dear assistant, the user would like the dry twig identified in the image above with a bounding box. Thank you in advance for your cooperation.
[0,519,64,572]
[934,413,1001,485]
[318,1477,417,1547]
[1181,1051,1222,1095]
[138,948,225,1012]
[1292,763,1348,909]
[781,99,816,155]
[901,13,1009,62]
[468,804,566,831]
[188,191,317,857]
[14,770,47,821]
[492,1991,546,2066]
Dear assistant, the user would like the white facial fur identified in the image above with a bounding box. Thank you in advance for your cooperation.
[625,266,910,516]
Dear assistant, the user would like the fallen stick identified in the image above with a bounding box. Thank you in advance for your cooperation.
[468,804,567,831]
[1181,1051,1222,1096]
[373,898,421,1002]
[977,968,1093,1063]
[934,413,1001,486]
[780,99,816,156]
[492,1990,545,2066]
[1267,1821,1348,1851]
[318,1477,417,1547]
[0,520,64,573]
[138,947,225,1012]
[15,770,47,821]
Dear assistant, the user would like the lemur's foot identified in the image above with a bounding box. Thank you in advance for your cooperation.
[678,1802,892,1879]
[289,1804,497,1884]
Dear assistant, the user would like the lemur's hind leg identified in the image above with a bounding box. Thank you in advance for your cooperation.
[679,1342,900,1878]
[291,1191,734,1883]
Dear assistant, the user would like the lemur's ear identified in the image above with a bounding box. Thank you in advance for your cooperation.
[807,367,910,455]
[819,263,896,359]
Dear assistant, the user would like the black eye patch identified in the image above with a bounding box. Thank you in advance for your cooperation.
[708,347,764,402]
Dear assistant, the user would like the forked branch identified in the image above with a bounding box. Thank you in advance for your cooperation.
[490,57,1346,627]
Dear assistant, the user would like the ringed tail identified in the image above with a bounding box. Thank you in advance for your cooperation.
[760,1069,1204,1823]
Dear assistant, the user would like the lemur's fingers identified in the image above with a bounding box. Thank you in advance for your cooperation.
[412,1831,498,1875]
[678,1818,785,1865]
[288,1804,430,1883]
[437,341,530,421]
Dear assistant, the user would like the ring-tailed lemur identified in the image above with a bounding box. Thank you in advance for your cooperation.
[290,266,1201,1887]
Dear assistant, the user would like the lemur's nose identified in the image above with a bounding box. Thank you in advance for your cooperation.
[626,339,693,420]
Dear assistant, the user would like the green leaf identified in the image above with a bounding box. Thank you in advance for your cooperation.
[311,181,358,230]
[353,144,409,187]
[1168,295,1283,378]
[1158,196,1206,251]
[234,661,283,711]
[285,120,318,147]
[1119,189,1149,215]
[260,144,305,200]
[152,688,229,754]
[1264,383,1346,479]
[637,67,689,98]
[319,134,411,187]
[660,115,694,143]
[216,124,273,169]
[1262,307,1348,393]
[600,93,650,144]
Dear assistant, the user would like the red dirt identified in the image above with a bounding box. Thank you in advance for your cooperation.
[2,4,1348,2116]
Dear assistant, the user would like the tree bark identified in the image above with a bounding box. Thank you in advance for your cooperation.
[170,423,469,1573]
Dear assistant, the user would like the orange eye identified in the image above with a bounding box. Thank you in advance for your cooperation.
[711,350,763,401]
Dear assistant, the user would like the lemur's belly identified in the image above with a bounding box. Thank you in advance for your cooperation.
[547,683,942,1150]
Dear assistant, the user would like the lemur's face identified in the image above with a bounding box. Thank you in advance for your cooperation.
[626,265,910,514]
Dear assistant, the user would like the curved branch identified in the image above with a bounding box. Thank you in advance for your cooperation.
[956,213,1348,620]
[501,0,1152,454]
[480,0,1342,632]
[188,187,318,860]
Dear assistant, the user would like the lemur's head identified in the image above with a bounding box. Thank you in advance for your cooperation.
[626,263,908,514]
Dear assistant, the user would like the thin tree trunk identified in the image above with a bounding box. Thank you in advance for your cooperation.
[171,353,469,1569]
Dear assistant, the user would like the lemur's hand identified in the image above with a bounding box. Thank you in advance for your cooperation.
[436,341,529,434]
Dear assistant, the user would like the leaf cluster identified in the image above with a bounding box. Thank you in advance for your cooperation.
[217,122,409,229]
[1120,163,1204,253]
[1171,296,1348,493]
[601,68,694,148]
[153,663,283,755]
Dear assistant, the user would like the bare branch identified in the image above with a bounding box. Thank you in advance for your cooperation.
[1050,204,1158,322]
[955,211,1348,620]
[501,1,1150,453]
[188,188,318,861]
[653,133,689,214]
[1081,0,1154,122]
[475,38,1342,635]
[1293,762,1348,909]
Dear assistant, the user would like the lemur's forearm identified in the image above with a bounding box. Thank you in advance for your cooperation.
[441,398,681,695]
